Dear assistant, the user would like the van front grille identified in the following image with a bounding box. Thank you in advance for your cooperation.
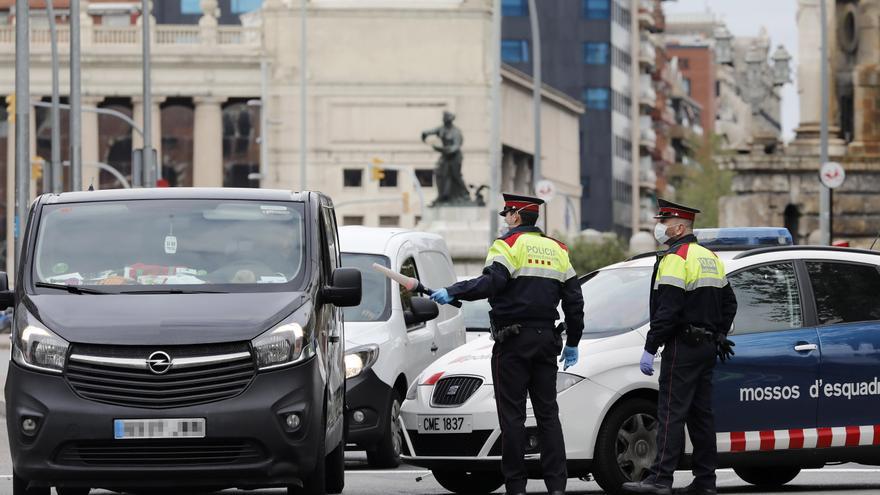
[55,439,265,467]
[65,343,256,409]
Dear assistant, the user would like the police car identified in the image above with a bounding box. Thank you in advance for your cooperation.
[400,228,880,494]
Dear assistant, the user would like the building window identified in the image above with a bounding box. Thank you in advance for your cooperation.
[181,0,202,14]
[502,0,528,16]
[583,87,610,110]
[683,77,692,96]
[343,169,363,187]
[612,90,631,116]
[343,216,364,226]
[612,1,631,29]
[379,169,399,188]
[501,39,530,63]
[583,42,610,65]
[583,0,610,20]
[612,45,632,73]
[231,0,263,14]
[415,169,434,187]
[679,58,690,70]
[379,215,400,227]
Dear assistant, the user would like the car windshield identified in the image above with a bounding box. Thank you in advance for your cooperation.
[341,253,391,322]
[461,299,491,331]
[580,266,652,336]
[32,200,306,293]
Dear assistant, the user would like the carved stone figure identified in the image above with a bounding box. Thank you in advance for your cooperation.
[422,111,471,205]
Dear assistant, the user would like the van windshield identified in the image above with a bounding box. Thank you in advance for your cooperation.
[341,253,391,322]
[32,200,307,293]
[580,266,652,336]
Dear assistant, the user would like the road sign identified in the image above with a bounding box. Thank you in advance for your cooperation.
[820,162,845,189]
[535,179,556,202]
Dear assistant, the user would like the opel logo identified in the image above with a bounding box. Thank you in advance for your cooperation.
[147,351,172,375]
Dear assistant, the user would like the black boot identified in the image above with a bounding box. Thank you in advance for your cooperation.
[621,481,673,495]
[674,483,716,495]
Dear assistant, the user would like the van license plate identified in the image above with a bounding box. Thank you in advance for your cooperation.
[114,418,206,440]
[417,415,472,434]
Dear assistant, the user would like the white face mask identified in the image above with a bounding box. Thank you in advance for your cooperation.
[654,222,671,245]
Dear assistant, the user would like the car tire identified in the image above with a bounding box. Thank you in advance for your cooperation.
[325,436,345,494]
[366,390,402,469]
[56,489,90,495]
[592,397,659,495]
[432,470,504,494]
[290,410,328,495]
[734,466,800,487]
[12,473,49,495]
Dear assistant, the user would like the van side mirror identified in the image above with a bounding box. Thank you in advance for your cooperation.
[404,297,439,326]
[323,268,362,307]
[0,272,12,311]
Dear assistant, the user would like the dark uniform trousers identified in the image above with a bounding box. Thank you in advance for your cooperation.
[647,336,718,489]
[491,326,567,493]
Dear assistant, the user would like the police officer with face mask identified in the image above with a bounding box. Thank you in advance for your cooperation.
[430,193,585,495]
[623,199,737,495]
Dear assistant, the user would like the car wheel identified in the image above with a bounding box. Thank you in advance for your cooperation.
[290,411,328,495]
[325,436,345,494]
[734,466,800,487]
[592,397,659,495]
[366,390,402,468]
[56,489,90,495]
[432,470,504,494]
[12,473,49,495]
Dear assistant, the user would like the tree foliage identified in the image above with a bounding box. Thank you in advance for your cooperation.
[566,237,629,275]
[669,135,733,228]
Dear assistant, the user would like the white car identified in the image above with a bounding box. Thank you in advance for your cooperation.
[401,232,880,494]
[340,226,466,468]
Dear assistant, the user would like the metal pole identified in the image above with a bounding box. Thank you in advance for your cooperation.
[630,0,641,236]
[47,0,61,193]
[260,59,269,186]
[141,0,154,187]
[488,0,502,243]
[528,0,541,192]
[819,0,831,245]
[15,0,31,264]
[70,0,82,191]
[299,0,307,191]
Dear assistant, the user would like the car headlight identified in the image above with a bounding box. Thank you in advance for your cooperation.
[13,308,69,374]
[556,372,584,394]
[344,344,379,379]
[251,322,313,371]
[406,374,421,400]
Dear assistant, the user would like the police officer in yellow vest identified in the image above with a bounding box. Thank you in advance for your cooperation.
[623,200,737,495]
[430,193,585,495]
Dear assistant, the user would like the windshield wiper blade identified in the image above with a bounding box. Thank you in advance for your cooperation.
[35,282,107,295]
[119,289,228,294]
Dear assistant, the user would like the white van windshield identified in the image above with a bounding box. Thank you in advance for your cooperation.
[33,200,306,292]
[581,267,652,335]
[341,253,391,322]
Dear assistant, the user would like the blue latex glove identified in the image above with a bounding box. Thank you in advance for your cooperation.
[559,345,579,370]
[430,288,454,305]
[640,350,655,376]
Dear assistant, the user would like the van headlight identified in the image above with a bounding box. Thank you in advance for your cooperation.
[556,372,584,394]
[251,322,313,371]
[13,309,69,374]
[344,345,379,379]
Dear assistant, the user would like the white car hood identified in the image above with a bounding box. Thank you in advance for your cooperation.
[344,321,391,349]
[420,329,646,385]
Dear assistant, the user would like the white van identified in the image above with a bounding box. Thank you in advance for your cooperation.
[339,226,465,467]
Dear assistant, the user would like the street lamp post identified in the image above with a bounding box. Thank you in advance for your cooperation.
[820,0,831,245]
[70,0,83,191]
[299,0,307,191]
[14,0,31,265]
[141,0,154,188]
[488,0,502,243]
[46,0,62,193]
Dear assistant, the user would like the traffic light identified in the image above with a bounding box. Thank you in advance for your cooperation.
[5,94,15,124]
[371,164,386,181]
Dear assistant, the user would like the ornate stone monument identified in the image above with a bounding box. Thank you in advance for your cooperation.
[421,111,473,206]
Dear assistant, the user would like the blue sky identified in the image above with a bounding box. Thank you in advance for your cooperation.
[664,0,799,140]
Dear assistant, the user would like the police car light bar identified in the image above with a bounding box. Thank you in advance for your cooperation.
[695,228,793,250]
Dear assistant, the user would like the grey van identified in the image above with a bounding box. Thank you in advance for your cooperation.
[1,188,361,495]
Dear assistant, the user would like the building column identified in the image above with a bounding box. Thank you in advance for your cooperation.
[81,96,102,189]
[193,96,225,187]
[132,95,164,171]
[199,0,219,44]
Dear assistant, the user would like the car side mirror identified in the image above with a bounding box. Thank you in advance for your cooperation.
[0,272,12,311]
[404,297,439,326]
[323,267,362,307]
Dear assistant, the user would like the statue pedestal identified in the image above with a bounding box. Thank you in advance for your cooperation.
[417,205,493,276]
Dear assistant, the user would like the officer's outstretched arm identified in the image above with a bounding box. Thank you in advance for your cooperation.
[445,263,510,301]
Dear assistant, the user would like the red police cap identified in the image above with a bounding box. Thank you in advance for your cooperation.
[654,198,700,221]
[499,193,544,217]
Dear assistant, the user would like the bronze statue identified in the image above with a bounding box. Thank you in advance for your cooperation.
[422,111,471,205]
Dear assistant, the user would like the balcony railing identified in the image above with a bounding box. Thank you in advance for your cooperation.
[0,24,261,48]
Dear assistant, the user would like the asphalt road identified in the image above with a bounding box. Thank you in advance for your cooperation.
[0,343,879,494]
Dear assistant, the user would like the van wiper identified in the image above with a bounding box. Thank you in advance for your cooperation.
[35,282,107,295]
[119,289,229,294]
